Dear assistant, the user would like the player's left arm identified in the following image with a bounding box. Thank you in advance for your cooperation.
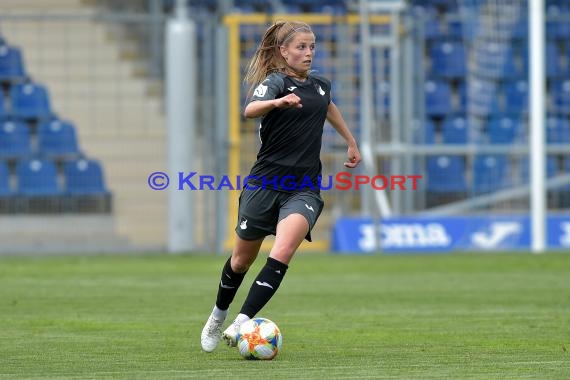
[326,101,362,168]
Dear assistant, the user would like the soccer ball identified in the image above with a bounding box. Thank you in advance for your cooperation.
[237,317,282,360]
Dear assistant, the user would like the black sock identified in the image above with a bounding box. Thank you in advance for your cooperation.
[240,257,289,318]
[215,257,247,311]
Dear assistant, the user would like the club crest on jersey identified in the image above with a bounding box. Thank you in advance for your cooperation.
[254,84,268,97]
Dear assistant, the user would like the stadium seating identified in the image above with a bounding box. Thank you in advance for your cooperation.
[16,158,60,196]
[0,33,115,214]
[0,160,11,196]
[0,119,32,159]
[426,154,467,206]
[487,115,524,144]
[63,159,112,213]
[546,5,570,39]
[441,115,469,144]
[546,116,570,143]
[504,80,528,114]
[0,44,26,83]
[472,154,511,194]
[64,159,108,196]
[37,117,81,159]
[425,80,452,117]
[446,18,467,40]
[551,80,570,114]
[464,79,501,117]
[473,42,519,80]
[427,155,467,192]
[429,41,466,79]
[0,91,5,118]
[10,81,52,120]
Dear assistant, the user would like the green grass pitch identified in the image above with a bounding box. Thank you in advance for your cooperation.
[1,252,569,379]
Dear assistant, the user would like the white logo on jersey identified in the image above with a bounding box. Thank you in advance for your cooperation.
[253,84,268,97]
[240,218,248,230]
[318,85,325,96]
[287,86,297,92]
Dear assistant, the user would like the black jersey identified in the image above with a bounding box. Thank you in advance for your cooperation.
[246,72,332,193]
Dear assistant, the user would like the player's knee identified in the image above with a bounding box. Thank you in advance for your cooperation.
[231,255,255,273]
[269,245,296,265]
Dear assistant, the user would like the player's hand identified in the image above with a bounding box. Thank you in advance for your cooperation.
[344,145,361,168]
[276,93,302,109]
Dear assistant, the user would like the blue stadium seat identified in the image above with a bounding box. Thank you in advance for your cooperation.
[504,80,528,114]
[424,17,443,41]
[441,115,469,144]
[0,45,26,83]
[0,91,6,118]
[425,79,452,117]
[510,17,529,40]
[465,79,501,117]
[487,115,523,144]
[551,79,570,114]
[472,154,511,194]
[546,5,570,39]
[16,158,60,196]
[473,42,518,80]
[411,6,442,40]
[429,41,466,79]
[546,116,570,143]
[0,119,32,159]
[10,82,52,120]
[37,118,80,158]
[426,155,467,192]
[0,160,11,196]
[64,159,109,195]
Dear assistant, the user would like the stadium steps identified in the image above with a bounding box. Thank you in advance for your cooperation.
[0,215,132,255]
[0,0,168,250]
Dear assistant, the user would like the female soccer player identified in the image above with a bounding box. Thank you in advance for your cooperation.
[201,20,361,352]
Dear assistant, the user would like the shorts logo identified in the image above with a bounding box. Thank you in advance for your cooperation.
[305,203,314,212]
[253,84,268,97]
[239,218,248,230]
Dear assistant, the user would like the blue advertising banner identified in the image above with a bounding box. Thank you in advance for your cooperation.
[331,215,570,253]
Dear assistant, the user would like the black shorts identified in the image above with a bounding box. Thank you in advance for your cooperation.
[235,187,324,242]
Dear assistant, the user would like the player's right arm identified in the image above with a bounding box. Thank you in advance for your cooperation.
[243,74,301,119]
[244,94,302,118]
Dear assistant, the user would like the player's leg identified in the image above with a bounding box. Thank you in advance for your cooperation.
[222,191,324,346]
[221,214,308,346]
[201,186,276,352]
[215,235,264,317]
[200,235,263,352]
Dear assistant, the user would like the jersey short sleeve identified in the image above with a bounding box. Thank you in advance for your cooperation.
[250,73,285,102]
